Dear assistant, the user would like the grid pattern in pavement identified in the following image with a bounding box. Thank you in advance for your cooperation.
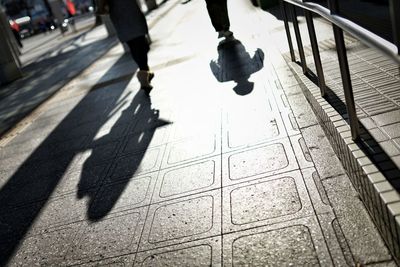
[0,0,397,266]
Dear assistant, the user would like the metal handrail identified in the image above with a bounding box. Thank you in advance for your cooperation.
[280,0,400,141]
[283,0,400,65]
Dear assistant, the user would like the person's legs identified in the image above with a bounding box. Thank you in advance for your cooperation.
[205,0,230,32]
[126,35,150,71]
[126,36,154,92]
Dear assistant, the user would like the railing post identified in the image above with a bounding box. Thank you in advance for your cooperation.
[280,0,296,62]
[289,4,308,74]
[328,0,359,140]
[304,10,326,97]
[389,0,400,54]
[332,29,360,141]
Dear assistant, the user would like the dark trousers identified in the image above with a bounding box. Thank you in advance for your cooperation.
[205,0,230,32]
[126,35,150,71]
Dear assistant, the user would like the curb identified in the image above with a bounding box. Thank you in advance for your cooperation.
[288,61,400,264]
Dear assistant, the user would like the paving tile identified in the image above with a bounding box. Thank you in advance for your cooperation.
[105,145,165,182]
[322,175,393,264]
[91,123,129,146]
[301,124,346,179]
[65,207,148,265]
[221,102,287,151]
[274,68,300,89]
[222,137,298,186]
[224,115,282,149]
[8,222,81,267]
[30,191,92,232]
[167,121,220,144]
[372,110,400,127]
[222,216,332,266]
[128,108,172,136]
[365,126,392,142]
[54,162,110,197]
[382,123,400,139]
[281,110,302,137]
[360,117,377,130]
[290,134,315,170]
[152,156,221,204]
[162,135,220,168]
[120,126,169,156]
[82,140,121,164]
[134,237,221,266]
[64,149,101,173]
[301,168,332,213]
[220,79,275,118]
[77,254,135,266]
[286,91,319,129]
[274,87,291,111]
[166,109,220,143]
[139,190,221,251]
[88,173,157,219]
[222,170,318,233]
[379,140,400,157]
[317,213,354,266]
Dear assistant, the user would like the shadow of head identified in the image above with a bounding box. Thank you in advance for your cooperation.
[209,40,264,96]
[233,78,254,95]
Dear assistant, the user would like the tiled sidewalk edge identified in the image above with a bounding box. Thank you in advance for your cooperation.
[287,61,400,264]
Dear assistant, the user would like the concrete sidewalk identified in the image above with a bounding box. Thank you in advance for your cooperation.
[0,0,397,266]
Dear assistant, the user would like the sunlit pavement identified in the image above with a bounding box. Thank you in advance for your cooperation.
[0,0,397,265]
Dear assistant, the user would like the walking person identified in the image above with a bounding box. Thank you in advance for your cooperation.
[107,0,154,93]
[204,0,235,42]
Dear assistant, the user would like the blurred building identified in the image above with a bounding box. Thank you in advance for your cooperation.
[1,0,93,37]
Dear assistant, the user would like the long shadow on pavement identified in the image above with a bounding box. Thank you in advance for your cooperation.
[0,53,167,265]
[0,36,118,136]
[80,91,170,221]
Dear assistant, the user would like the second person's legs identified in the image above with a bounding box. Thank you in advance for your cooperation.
[127,35,150,71]
[126,36,154,91]
[205,0,230,32]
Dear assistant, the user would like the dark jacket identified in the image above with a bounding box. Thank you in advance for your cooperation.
[109,0,149,42]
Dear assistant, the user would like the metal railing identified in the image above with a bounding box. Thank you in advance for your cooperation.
[280,0,400,141]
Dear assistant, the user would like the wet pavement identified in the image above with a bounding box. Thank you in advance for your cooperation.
[0,0,398,266]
